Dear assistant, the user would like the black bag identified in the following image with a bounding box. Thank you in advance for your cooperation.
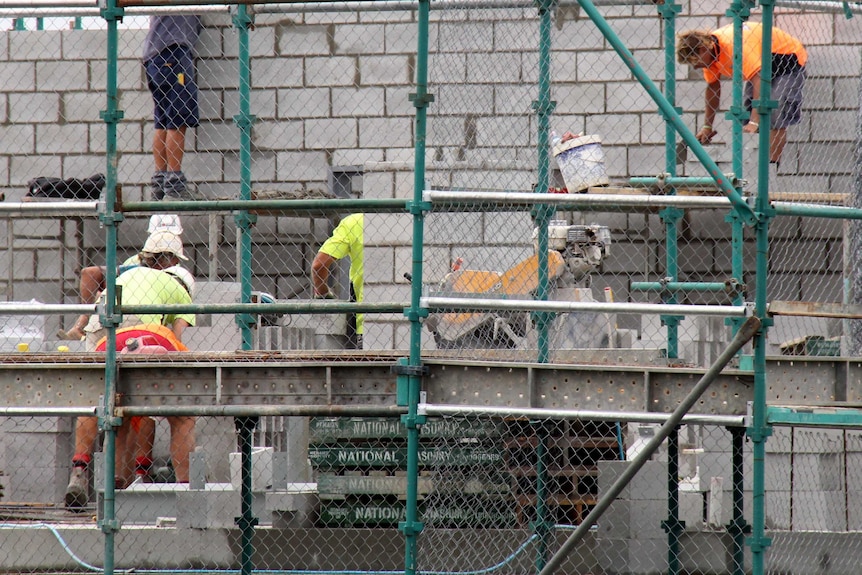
[26,173,106,200]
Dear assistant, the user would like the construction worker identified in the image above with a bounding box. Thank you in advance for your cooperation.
[65,231,196,510]
[312,213,364,349]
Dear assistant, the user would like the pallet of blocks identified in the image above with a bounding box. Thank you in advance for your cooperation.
[504,419,622,526]
[309,416,517,528]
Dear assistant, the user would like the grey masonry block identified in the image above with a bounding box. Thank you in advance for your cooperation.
[365,214,413,245]
[598,460,667,501]
[792,453,845,492]
[847,490,862,530]
[792,491,847,531]
[305,118,358,149]
[794,428,845,453]
[597,498,667,539]
[277,24,329,56]
[36,125,89,155]
[476,116,531,148]
[9,93,59,124]
[365,247,395,284]
[37,60,88,92]
[360,117,413,148]
[333,87,385,117]
[363,171,394,199]
[359,55,412,85]
[10,31,61,61]
[766,490,791,530]
[335,23,385,54]
[197,58,242,90]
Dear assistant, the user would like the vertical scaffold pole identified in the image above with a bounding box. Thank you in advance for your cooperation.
[728,426,750,575]
[99,2,126,574]
[233,5,258,351]
[232,10,259,575]
[661,427,683,575]
[725,1,754,341]
[657,0,682,359]
[401,1,433,573]
[235,417,260,575]
[749,4,777,575]
[531,0,556,364]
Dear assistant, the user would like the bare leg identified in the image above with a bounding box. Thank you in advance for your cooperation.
[134,417,156,479]
[153,129,169,172]
[167,416,196,482]
[769,128,788,164]
[72,416,99,461]
[165,127,187,172]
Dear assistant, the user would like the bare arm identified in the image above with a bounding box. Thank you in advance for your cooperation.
[697,80,721,143]
[172,318,190,341]
[311,251,337,297]
[744,75,761,133]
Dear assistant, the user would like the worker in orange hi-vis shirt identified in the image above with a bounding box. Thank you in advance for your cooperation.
[676,21,807,166]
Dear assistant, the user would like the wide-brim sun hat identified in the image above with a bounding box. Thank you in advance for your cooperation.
[142,230,189,261]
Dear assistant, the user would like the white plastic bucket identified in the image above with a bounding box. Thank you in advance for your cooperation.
[553,134,609,192]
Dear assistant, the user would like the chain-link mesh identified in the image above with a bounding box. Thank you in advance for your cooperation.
[766,424,862,574]
[0,4,858,362]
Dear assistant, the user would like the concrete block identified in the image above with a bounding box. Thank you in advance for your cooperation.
[9,93,60,124]
[277,24,329,55]
[333,87,385,117]
[794,428,844,453]
[229,447,273,491]
[597,498,668,539]
[846,490,862,530]
[359,55,411,85]
[304,118,358,149]
[176,486,247,529]
[37,61,88,92]
[598,460,666,501]
[792,491,847,531]
[35,125,89,155]
[792,453,845,492]
[10,31,61,61]
[359,117,413,149]
[765,490,791,530]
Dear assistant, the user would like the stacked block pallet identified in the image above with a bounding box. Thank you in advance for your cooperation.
[308,417,621,528]
[309,417,516,528]
[505,420,621,526]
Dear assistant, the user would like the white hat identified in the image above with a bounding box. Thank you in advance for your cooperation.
[165,265,196,296]
[148,214,183,235]
[142,231,189,261]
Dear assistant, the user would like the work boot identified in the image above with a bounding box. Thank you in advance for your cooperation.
[161,171,192,200]
[64,466,89,511]
[150,171,167,201]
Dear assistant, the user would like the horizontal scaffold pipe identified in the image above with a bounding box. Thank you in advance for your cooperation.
[117,404,408,417]
[0,201,97,216]
[630,281,731,292]
[425,190,736,210]
[772,201,862,220]
[116,0,656,8]
[0,0,90,7]
[422,404,747,427]
[121,197,408,214]
[0,4,225,16]
[422,296,748,317]
[774,0,862,14]
[120,301,406,316]
[0,303,96,316]
[0,407,97,417]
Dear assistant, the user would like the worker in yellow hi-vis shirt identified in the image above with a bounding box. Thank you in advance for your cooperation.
[312,213,364,349]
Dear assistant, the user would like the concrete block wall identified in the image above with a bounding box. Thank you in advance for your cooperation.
[0,6,857,351]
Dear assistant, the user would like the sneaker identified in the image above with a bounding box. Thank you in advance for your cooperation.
[64,466,89,511]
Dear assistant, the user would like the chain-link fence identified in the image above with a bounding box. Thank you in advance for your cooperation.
[0,1,856,363]
[0,0,861,574]
[2,407,757,574]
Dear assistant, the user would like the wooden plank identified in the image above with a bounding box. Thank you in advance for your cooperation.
[309,416,505,442]
[769,300,862,319]
[308,446,504,468]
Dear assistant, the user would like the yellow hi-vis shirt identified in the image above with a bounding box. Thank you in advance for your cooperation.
[116,266,196,328]
[318,213,364,334]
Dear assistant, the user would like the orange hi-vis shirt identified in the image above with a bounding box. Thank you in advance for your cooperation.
[703,22,807,84]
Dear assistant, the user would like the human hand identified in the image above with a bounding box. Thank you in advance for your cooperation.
[696,125,717,144]
[742,121,759,134]
[560,131,582,143]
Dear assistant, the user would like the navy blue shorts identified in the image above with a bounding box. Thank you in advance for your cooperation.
[744,67,806,130]
[146,44,199,130]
